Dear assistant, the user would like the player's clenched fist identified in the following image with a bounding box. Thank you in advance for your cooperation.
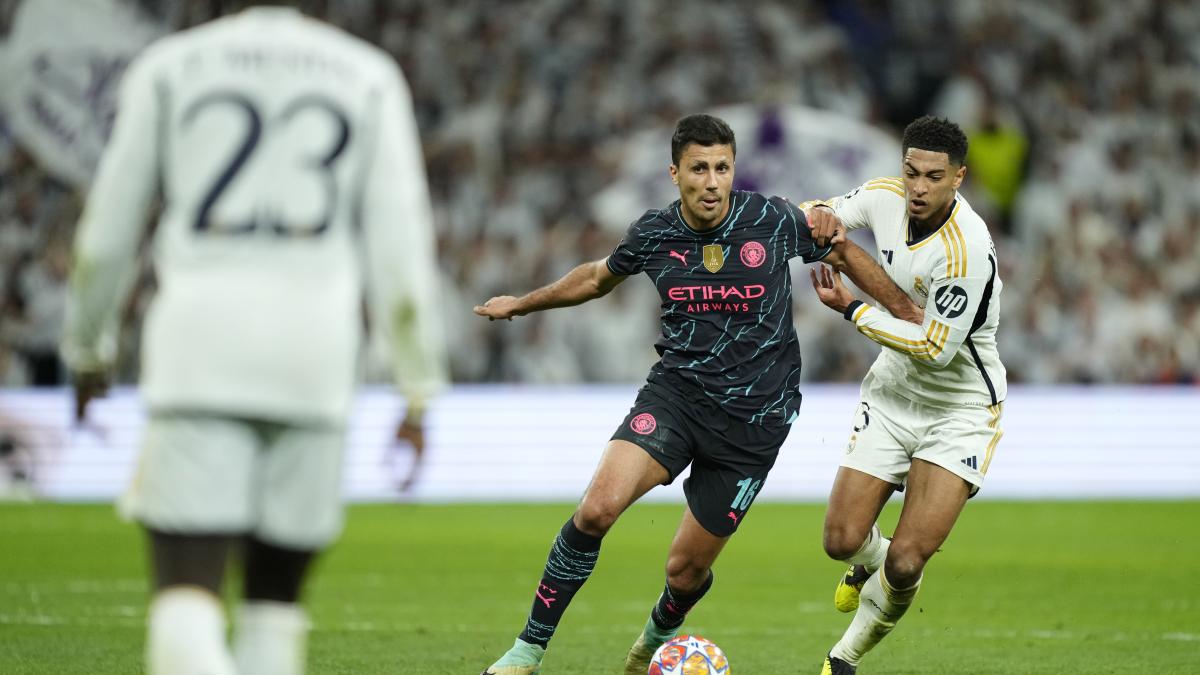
[473,296,522,321]
[805,206,846,247]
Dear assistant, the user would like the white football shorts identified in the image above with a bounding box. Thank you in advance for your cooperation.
[840,372,1004,495]
[119,411,347,549]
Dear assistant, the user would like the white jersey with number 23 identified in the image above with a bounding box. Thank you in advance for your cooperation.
[63,7,446,425]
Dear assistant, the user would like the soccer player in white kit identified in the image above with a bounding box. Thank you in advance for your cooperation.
[60,4,447,674]
[804,116,1006,674]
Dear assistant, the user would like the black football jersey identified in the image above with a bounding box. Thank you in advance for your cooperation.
[607,190,831,425]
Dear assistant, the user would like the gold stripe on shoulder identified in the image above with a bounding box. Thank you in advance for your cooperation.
[798,199,833,211]
[867,176,903,188]
[937,229,954,276]
[950,219,968,278]
[944,202,965,277]
[865,185,904,198]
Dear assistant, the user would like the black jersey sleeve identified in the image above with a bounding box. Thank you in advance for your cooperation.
[606,209,662,276]
[773,196,832,263]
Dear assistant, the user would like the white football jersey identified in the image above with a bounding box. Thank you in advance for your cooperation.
[62,7,447,425]
[805,177,1006,407]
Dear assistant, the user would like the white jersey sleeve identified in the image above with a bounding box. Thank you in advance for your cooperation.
[61,50,161,372]
[799,177,906,232]
[360,63,447,406]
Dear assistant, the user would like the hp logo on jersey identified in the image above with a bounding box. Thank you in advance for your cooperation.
[933,284,969,319]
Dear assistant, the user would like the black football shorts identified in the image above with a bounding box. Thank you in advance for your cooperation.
[611,371,792,537]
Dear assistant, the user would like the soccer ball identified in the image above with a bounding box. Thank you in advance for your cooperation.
[648,634,730,674]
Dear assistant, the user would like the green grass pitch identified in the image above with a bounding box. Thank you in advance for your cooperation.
[1,501,1197,673]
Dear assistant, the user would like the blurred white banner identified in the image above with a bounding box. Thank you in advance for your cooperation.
[590,105,900,234]
[1,385,1198,502]
[0,0,163,187]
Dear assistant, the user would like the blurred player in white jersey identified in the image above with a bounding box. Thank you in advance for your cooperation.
[61,3,446,674]
[803,116,1006,674]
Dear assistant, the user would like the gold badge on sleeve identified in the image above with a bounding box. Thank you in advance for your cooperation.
[703,244,725,273]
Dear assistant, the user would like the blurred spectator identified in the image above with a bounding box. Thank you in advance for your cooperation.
[963,91,1028,230]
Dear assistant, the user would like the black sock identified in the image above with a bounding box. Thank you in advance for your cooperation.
[518,517,602,647]
[650,570,714,631]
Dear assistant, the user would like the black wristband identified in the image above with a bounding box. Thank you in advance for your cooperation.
[844,300,864,321]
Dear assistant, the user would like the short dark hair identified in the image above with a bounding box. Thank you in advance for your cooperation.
[902,115,968,166]
[671,114,737,165]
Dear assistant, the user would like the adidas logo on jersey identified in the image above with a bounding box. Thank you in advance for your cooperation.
[961,456,978,470]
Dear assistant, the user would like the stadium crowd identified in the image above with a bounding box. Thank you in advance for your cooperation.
[1,0,1197,387]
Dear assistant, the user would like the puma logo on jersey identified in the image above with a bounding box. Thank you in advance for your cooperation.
[669,250,689,265]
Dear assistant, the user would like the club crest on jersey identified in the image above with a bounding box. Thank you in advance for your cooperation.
[740,241,766,268]
[630,413,657,435]
[703,244,725,273]
[913,276,929,299]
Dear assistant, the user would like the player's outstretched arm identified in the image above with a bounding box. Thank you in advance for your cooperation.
[823,240,924,324]
[474,258,625,321]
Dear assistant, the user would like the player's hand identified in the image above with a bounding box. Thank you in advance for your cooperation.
[395,414,425,453]
[810,264,856,314]
[393,413,426,493]
[805,206,846,247]
[473,296,522,321]
[72,370,110,425]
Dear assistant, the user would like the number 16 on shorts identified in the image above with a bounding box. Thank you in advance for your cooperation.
[729,477,761,523]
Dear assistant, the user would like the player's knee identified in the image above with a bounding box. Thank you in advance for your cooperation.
[573,500,620,537]
[576,485,633,533]
[883,539,929,587]
[243,538,315,603]
[822,523,867,561]
[664,554,710,594]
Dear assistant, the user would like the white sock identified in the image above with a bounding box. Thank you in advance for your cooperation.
[147,587,236,675]
[830,567,920,665]
[233,601,310,675]
[845,524,890,574]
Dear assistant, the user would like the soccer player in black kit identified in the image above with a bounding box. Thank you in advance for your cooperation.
[474,114,920,674]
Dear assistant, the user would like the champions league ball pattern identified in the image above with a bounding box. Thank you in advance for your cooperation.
[648,634,730,674]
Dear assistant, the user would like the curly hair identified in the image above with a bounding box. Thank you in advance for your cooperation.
[902,115,968,166]
[671,114,737,165]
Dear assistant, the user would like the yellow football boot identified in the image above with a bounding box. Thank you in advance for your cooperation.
[834,564,871,613]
